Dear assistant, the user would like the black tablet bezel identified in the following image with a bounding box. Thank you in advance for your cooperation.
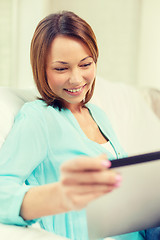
[110,151,160,168]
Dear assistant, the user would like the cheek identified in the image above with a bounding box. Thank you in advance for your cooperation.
[84,65,96,83]
[47,71,66,90]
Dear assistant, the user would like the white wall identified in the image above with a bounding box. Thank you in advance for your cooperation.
[1,0,140,88]
[0,0,51,88]
[0,0,12,86]
[1,0,160,89]
[12,0,51,88]
[137,0,160,89]
[49,0,141,85]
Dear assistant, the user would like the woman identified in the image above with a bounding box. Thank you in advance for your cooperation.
[0,11,146,239]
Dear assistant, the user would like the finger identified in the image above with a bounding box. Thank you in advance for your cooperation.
[61,170,121,185]
[61,154,111,172]
[64,184,118,194]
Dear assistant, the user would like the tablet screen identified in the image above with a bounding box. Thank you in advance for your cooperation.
[87,150,160,239]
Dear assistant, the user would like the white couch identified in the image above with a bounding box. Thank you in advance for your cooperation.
[0,76,160,240]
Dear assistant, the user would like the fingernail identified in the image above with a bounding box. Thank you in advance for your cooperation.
[114,182,121,188]
[101,160,111,168]
[115,174,122,182]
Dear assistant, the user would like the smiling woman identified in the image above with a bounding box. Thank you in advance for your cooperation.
[0,10,148,240]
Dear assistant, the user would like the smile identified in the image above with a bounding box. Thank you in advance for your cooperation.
[66,87,83,93]
[64,84,86,94]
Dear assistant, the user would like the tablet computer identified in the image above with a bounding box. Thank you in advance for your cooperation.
[86,151,160,239]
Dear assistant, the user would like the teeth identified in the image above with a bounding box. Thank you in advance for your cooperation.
[67,87,82,93]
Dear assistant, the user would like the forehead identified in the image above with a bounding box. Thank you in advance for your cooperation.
[47,35,91,62]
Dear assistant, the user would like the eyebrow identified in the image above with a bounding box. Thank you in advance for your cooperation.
[80,56,92,62]
[52,56,92,65]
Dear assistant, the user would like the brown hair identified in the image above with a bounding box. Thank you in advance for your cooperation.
[30,11,99,110]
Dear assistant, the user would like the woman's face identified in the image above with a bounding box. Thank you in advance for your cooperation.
[46,35,96,110]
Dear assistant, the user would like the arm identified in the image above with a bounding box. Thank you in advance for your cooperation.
[0,104,48,225]
[0,102,121,224]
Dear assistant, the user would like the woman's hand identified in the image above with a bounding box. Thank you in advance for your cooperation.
[58,154,122,212]
[20,154,122,220]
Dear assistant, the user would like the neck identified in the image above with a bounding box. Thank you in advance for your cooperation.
[65,102,85,114]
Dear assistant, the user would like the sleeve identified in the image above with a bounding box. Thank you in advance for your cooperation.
[0,103,48,226]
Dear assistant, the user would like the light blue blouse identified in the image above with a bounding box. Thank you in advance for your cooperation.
[0,100,145,240]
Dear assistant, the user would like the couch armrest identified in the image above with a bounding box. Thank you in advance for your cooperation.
[0,223,70,240]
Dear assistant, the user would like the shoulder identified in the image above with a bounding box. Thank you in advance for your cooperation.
[19,100,48,115]
[13,100,52,132]
[15,100,67,130]
[16,100,59,120]
[12,100,47,130]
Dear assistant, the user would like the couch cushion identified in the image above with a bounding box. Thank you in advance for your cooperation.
[0,223,69,240]
[92,77,160,155]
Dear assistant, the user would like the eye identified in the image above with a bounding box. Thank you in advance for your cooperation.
[80,62,92,68]
[54,67,68,72]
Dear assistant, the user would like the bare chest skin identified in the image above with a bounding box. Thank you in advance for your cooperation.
[72,107,108,144]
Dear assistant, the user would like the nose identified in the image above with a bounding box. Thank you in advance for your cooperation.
[68,68,83,85]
